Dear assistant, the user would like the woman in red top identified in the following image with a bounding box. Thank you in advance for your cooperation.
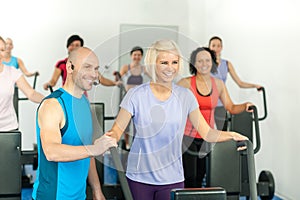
[178,47,252,187]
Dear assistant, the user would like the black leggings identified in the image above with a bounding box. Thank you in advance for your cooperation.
[182,136,211,188]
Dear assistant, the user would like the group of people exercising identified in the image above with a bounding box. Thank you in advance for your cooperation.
[0,34,261,200]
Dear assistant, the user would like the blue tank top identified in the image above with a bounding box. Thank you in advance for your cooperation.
[211,59,228,106]
[32,88,93,200]
[2,56,19,69]
[211,59,228,83]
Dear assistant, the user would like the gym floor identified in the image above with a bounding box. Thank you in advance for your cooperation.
[22,188,283,200]
[21,165,283,200]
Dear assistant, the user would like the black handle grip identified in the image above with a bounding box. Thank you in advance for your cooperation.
[32,72,39,89]
[250,106,261,154]
[48,85,53,93]
[257,87,267,121]
[113,71,122,81]
[238,140,258,200]
[248,105,255,111]
[257,87,263,91]
[236,141,247,148]
[109,147,133,200]
[113,71,126,96]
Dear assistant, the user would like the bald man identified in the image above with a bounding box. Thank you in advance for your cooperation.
[32,47,117,200]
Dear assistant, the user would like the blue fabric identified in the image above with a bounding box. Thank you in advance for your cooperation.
[211,59,228,83]
[32,88,92,200]
[120,82,199,185]
[2,56,19,69]
[211,59,229,107]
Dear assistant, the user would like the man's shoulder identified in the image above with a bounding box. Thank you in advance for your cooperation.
[38,97,62,118]
[46,89,64,99]
[39,90,64,111]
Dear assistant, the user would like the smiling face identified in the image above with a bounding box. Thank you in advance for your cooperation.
[194,50,212,75]
[5,38,13,54]
[70,48,99,92]
[131,50,143,65]
[209,38,222,56]
[155,51,179,84]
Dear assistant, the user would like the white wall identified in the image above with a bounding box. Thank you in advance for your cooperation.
[1,0,191,149]
[189,0,300,199]
[1,0,298,198]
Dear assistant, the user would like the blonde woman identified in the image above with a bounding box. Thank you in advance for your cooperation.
[107,39,248,200]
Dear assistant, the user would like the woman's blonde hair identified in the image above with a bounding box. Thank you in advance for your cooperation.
[144,39,183,82]
[0,36,5,43]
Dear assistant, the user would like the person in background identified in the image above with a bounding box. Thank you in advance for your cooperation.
[32,47,117,200]
[43,34,118,91]
[116,46,148,150]
[178,47,253,188]
[208,36,261,130]
[3,37,40,117]
[107,39,248,200]
[0,36,44,131]
[2,37,38,77]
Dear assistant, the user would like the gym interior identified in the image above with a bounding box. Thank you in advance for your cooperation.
[1,0,299,199]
